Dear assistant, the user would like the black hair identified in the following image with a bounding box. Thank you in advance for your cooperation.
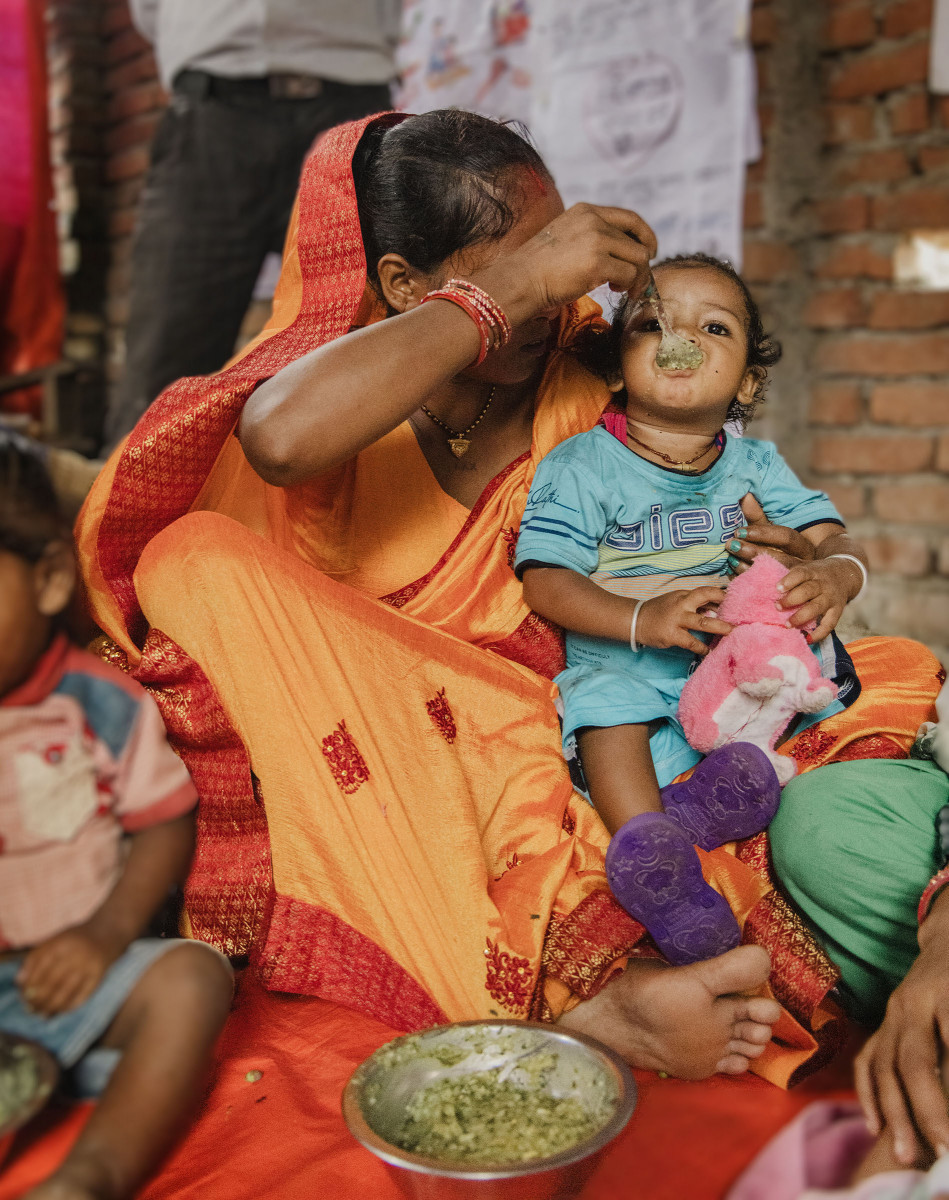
[353,109,553,295]
[582,251,783,427]
[0,426,67,563]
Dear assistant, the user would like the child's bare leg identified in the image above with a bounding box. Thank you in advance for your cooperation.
[578,723,661,834]
[25,944,233,1200]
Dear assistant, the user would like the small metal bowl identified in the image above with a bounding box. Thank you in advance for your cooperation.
[0,1033,58,1138]
[342,1020,636,1199]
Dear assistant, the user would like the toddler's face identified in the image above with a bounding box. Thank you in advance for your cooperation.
[619,266,755,423]
[0,545,74,697]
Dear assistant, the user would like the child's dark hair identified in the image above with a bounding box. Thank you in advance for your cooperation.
[0,426,67,562]
[353,109,553,296]
[582,252,782,427]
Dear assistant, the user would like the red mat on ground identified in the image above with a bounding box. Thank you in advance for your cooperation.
[0,976,858,1199]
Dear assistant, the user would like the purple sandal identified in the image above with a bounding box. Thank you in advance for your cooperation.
[662,742,781,851]
[606,811,741,965]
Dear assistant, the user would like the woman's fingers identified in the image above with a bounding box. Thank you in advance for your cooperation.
[592,205,659,258]
[855,1038,883,1135]
[874,1043,924,1164]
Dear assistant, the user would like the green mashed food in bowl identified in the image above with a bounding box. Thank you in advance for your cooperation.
[0,1041,43,1130]
[395,1068,604,1162]
[361,1028,619,1166]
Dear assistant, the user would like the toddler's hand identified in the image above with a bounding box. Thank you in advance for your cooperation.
[17,925,123,1017]
[777,558,860,643]
[637,587,732,655]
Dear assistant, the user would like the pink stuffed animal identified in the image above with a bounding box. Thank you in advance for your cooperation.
[678,553,838,785]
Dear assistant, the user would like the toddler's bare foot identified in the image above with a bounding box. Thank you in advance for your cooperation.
[560,944,780,1080]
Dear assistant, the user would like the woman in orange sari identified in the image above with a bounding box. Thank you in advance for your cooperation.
[76,110,938,1090]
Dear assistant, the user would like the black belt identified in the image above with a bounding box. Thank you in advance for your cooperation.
[174,68,354,101]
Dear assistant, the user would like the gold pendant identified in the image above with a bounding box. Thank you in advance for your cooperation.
[449,437,470,458]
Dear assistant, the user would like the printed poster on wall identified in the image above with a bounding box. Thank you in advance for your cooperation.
[396,0,756,270]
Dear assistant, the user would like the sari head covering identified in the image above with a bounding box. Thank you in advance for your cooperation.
[76,110,934,1086]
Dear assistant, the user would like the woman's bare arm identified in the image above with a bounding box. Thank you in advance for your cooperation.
[239,204,656,486]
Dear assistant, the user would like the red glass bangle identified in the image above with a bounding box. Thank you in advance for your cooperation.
[421,279,511,367]
[918,864,949,923]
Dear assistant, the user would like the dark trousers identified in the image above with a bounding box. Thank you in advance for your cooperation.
[103,73,391,447]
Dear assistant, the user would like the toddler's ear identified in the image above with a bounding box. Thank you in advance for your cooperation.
[34,540,76,618]
[607,372,625,393]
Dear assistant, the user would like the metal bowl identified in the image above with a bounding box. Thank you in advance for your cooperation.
[342,1020,636,1199]
[0,1033,58,1138]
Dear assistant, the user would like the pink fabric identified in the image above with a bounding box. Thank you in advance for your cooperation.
[0,636,196,949]
[728,1101,875,1198]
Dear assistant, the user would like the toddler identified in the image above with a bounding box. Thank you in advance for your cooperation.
[515,254,868,966]
[0,429,233,1200]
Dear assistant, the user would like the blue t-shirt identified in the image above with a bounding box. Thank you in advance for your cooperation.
[515,427,843,601]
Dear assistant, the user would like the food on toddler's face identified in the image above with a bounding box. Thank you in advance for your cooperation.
[655,331,703,370]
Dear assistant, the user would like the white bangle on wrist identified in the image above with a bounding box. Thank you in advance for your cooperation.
[828,553,868,603]
[630,598,646,652]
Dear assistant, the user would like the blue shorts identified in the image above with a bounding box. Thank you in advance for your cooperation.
[0,938,210,1096]
[557,629,847,793]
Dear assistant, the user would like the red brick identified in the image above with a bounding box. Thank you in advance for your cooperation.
[870,381,949,424]
[823,102,877,145]
[804,288,866,328]
[102,0,132,36]
[939,96,949,128]
[918,146,949,172]
[110,177,144,210]
[817,332,949,374]
[890,90,930,134]
[823,481,867,517]
[872,187,949,231]
[741,239,799,282]
[834,148,912,186]
[107,81,164,123]
[815,242,893,281]
[107,26,150,65]
[868,291,949,329]
[751,6,777,45]
[810,382,863,425]
[828,41,929,100]
[937,433,949,470]
[813,194,871,234]
[108,206,139,237]
[105,144,150,183]
[823,4,877,48]
[938,537,949,573]
[746,157,767,186]
[883,0,934,38]
[106,51,159,94]
[743,187,764,229]
[754,51,770,93]
[757,102,775,137]
[872,480,949,521]
[863,534,932,575]
[812,433,934,473]
[104,112,161,155]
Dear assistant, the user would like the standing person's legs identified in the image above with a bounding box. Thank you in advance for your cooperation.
[104,77,390,448]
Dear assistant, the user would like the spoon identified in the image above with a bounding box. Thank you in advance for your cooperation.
[637,277,703,371]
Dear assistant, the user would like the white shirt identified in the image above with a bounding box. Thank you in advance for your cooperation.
[130,0,400,89]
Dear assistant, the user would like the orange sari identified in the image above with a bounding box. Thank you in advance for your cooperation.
[76,114,941,1088]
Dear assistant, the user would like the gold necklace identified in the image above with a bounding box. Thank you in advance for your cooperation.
[420,386,496,458]
[626,424,719,470]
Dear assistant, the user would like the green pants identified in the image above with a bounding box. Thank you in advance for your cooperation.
[770,758,949,1026]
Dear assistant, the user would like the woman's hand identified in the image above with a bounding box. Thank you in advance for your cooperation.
[855,890,949,1165]
[726,494,816,574]
[475,203,658,324]
[637,587,733,655]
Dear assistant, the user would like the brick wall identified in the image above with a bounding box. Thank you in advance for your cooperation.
[748,0,949,665]
[46,0,162,437]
